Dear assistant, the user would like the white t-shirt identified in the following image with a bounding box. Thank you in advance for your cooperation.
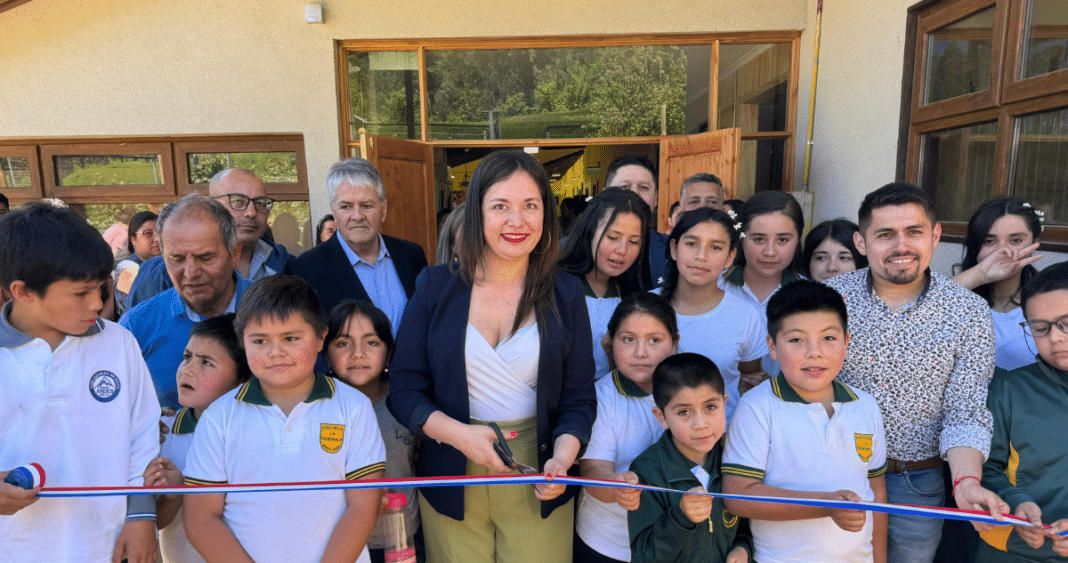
[576,372,663,561]
[991,307,1036,371]
[466,322,539,422]
[723,375,887,563]
[184,374,385,563]
[0,316,161,563]
[656,288,768,423]
[586,294,623,380]
[158,409,205,563]
[718,269,805,379]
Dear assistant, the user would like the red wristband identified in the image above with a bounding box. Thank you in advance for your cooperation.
[952,475,980,496]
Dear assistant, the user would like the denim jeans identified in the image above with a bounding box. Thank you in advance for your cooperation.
[886,466,946,563]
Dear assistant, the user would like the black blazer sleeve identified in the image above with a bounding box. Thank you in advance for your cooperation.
[386,265,447,435]
[543,272,597,453]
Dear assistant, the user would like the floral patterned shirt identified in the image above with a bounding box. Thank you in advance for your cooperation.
[826,268,995,462]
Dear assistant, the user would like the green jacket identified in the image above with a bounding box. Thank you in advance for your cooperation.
[628,431,751,563]
[981,358,1068,562]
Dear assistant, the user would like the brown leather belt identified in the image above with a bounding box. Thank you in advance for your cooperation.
[886,455,943,473]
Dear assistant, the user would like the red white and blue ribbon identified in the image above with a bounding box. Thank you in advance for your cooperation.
[34,473,1067,536]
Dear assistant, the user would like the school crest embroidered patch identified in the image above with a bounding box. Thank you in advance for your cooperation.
[855,433,873,462]
[723,511,738,528]
[89,371,121,402]
[320,424,345,453]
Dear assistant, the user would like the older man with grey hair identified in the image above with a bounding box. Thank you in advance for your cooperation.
[291,157,427,335]
[679,172,726,213]
[122,168,293,313]
[120,194,255,408]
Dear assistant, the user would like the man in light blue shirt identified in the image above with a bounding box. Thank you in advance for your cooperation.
[121,194,253,408]
[338,230,408,336]
[291,158,427,336]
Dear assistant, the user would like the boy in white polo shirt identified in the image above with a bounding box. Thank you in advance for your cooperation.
[183,275,386,563]
[0,202,161,563]
[722,280,888,563]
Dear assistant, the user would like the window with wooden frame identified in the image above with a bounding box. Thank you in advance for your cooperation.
[336,33,801,194]
[1,134,308,203]
[0,134,314,254]
[901,0,1068,248]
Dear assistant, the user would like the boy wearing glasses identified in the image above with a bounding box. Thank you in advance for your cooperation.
[979,262,1068,562]
[123,169,293,314]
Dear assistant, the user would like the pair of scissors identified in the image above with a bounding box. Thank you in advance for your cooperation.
[489,422,539,475]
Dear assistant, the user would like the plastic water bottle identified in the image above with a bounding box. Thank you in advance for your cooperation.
[382,493,415,563]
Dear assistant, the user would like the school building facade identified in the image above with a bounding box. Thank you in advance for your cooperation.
[2,0,1065,269]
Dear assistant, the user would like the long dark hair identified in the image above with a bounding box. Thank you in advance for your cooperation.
[455,150,560,334]
[735,191,804,277]
[661,208,740,303]
[960,197,1043,307]
[324,300,396,383]
[558,188,652,296]
[802,219,867,278]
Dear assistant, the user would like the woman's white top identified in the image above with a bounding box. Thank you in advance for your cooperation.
[586,294,623,380]
[466,322,540,422]
[991,307,1037,371]
[718,267,805,379]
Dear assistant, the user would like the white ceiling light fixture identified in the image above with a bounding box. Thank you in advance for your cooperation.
[523,147,539,154]
[305,4,324,24]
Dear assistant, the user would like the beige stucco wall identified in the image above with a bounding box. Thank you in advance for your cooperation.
[4,0,1063,269]
[0,0,806,223]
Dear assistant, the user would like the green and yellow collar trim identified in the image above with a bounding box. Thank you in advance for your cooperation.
[236,372,336,406]
[172,407,198,434]
[770,373,857,404]
[612,370,650,398]
[581,275,621,299]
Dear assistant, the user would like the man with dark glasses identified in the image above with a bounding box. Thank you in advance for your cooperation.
[121,168,294,315]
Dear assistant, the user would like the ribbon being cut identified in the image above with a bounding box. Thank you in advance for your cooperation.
[32,471,1067,536]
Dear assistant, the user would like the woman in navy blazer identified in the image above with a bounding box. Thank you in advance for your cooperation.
[388,151,596,563]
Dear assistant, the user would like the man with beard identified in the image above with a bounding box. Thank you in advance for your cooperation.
[121,169,293,314]
[825,183,1008,563]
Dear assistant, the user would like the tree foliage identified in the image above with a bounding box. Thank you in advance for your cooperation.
[350,45,689,138]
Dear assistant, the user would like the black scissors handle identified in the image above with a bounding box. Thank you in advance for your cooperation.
[489,422,539,474]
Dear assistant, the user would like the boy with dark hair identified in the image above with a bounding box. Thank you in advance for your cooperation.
[628,352,750,563]
[183,275,386,563]
[723,280,888,563]
[0,202,161,562]
[979,262,1068,561]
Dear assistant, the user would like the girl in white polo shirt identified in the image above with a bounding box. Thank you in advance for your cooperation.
[576,292,679,563]
[658,208,767,423]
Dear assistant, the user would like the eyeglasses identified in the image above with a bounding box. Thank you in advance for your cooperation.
[134,229,156,238]
[1021,315,1068,338]
[215,193,274,214]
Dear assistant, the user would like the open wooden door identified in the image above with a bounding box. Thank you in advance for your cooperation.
[359,131,436,260]
[657,128,741,232]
